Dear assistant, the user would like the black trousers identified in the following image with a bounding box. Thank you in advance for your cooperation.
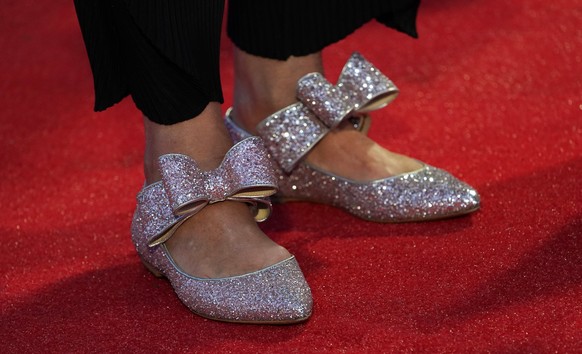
[74,0,420,125]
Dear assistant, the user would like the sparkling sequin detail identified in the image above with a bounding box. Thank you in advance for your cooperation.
[297,73,352,128]
[167,255,312,323]
[337,52,399,111]
[159,137,277,215]
[257,103,328,173]
[224,52,480,222]
[131,137,313,323]
[140,137,277,247]
[275,163,480,222]
[133,181,185,246]
[257,52,400,175]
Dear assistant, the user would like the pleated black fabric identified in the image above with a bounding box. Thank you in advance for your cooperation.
[74,0,420,125]
[74,0,224,124]
[74,0,129,113]
[227,0,420,60]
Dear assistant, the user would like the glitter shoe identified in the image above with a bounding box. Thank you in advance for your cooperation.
[225,53,480,222]
[131,137,313,323]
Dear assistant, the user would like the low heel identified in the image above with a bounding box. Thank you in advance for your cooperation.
[140,259,164,278]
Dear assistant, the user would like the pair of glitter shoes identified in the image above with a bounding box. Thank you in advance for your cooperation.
[131,137,313,324]
[225,52,480,222]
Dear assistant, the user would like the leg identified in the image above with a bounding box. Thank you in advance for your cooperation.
[75,0,312,323]
[102,0,290,279]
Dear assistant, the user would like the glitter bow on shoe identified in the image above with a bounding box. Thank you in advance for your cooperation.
[143,137,278,247]
[225,53,480,222]
[297,52,399,131]
[131,137,313,323]
[256,52,399,173]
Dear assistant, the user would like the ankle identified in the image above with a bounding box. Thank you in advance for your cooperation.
[143,102,233,184]
[232,47,324,132]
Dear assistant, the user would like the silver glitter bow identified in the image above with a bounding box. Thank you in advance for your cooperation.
[257,52,400,173]
[159,139,277,214]
[297,52,399,129]
[144,138,277,247]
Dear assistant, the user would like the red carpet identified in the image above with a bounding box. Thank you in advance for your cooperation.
[1,0,581,352]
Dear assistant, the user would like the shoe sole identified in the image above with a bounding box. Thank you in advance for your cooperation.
[139,258,312,325]
[272,196,481,223]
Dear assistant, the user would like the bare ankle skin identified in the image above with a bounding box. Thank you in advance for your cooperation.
[143,102,233,184]
[232,47,323,133]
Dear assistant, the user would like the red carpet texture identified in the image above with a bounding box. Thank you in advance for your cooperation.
[1,0,581,352]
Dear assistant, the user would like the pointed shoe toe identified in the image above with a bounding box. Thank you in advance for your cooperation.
[274,163,479,223]
[163,253,312,323]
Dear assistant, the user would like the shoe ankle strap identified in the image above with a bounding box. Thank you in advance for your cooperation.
[257,52,399,173]
[257,103,329,174]
[135,137,278,247]
[336,52,399,113]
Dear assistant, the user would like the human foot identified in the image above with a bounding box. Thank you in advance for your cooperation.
[227,52,479,222]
